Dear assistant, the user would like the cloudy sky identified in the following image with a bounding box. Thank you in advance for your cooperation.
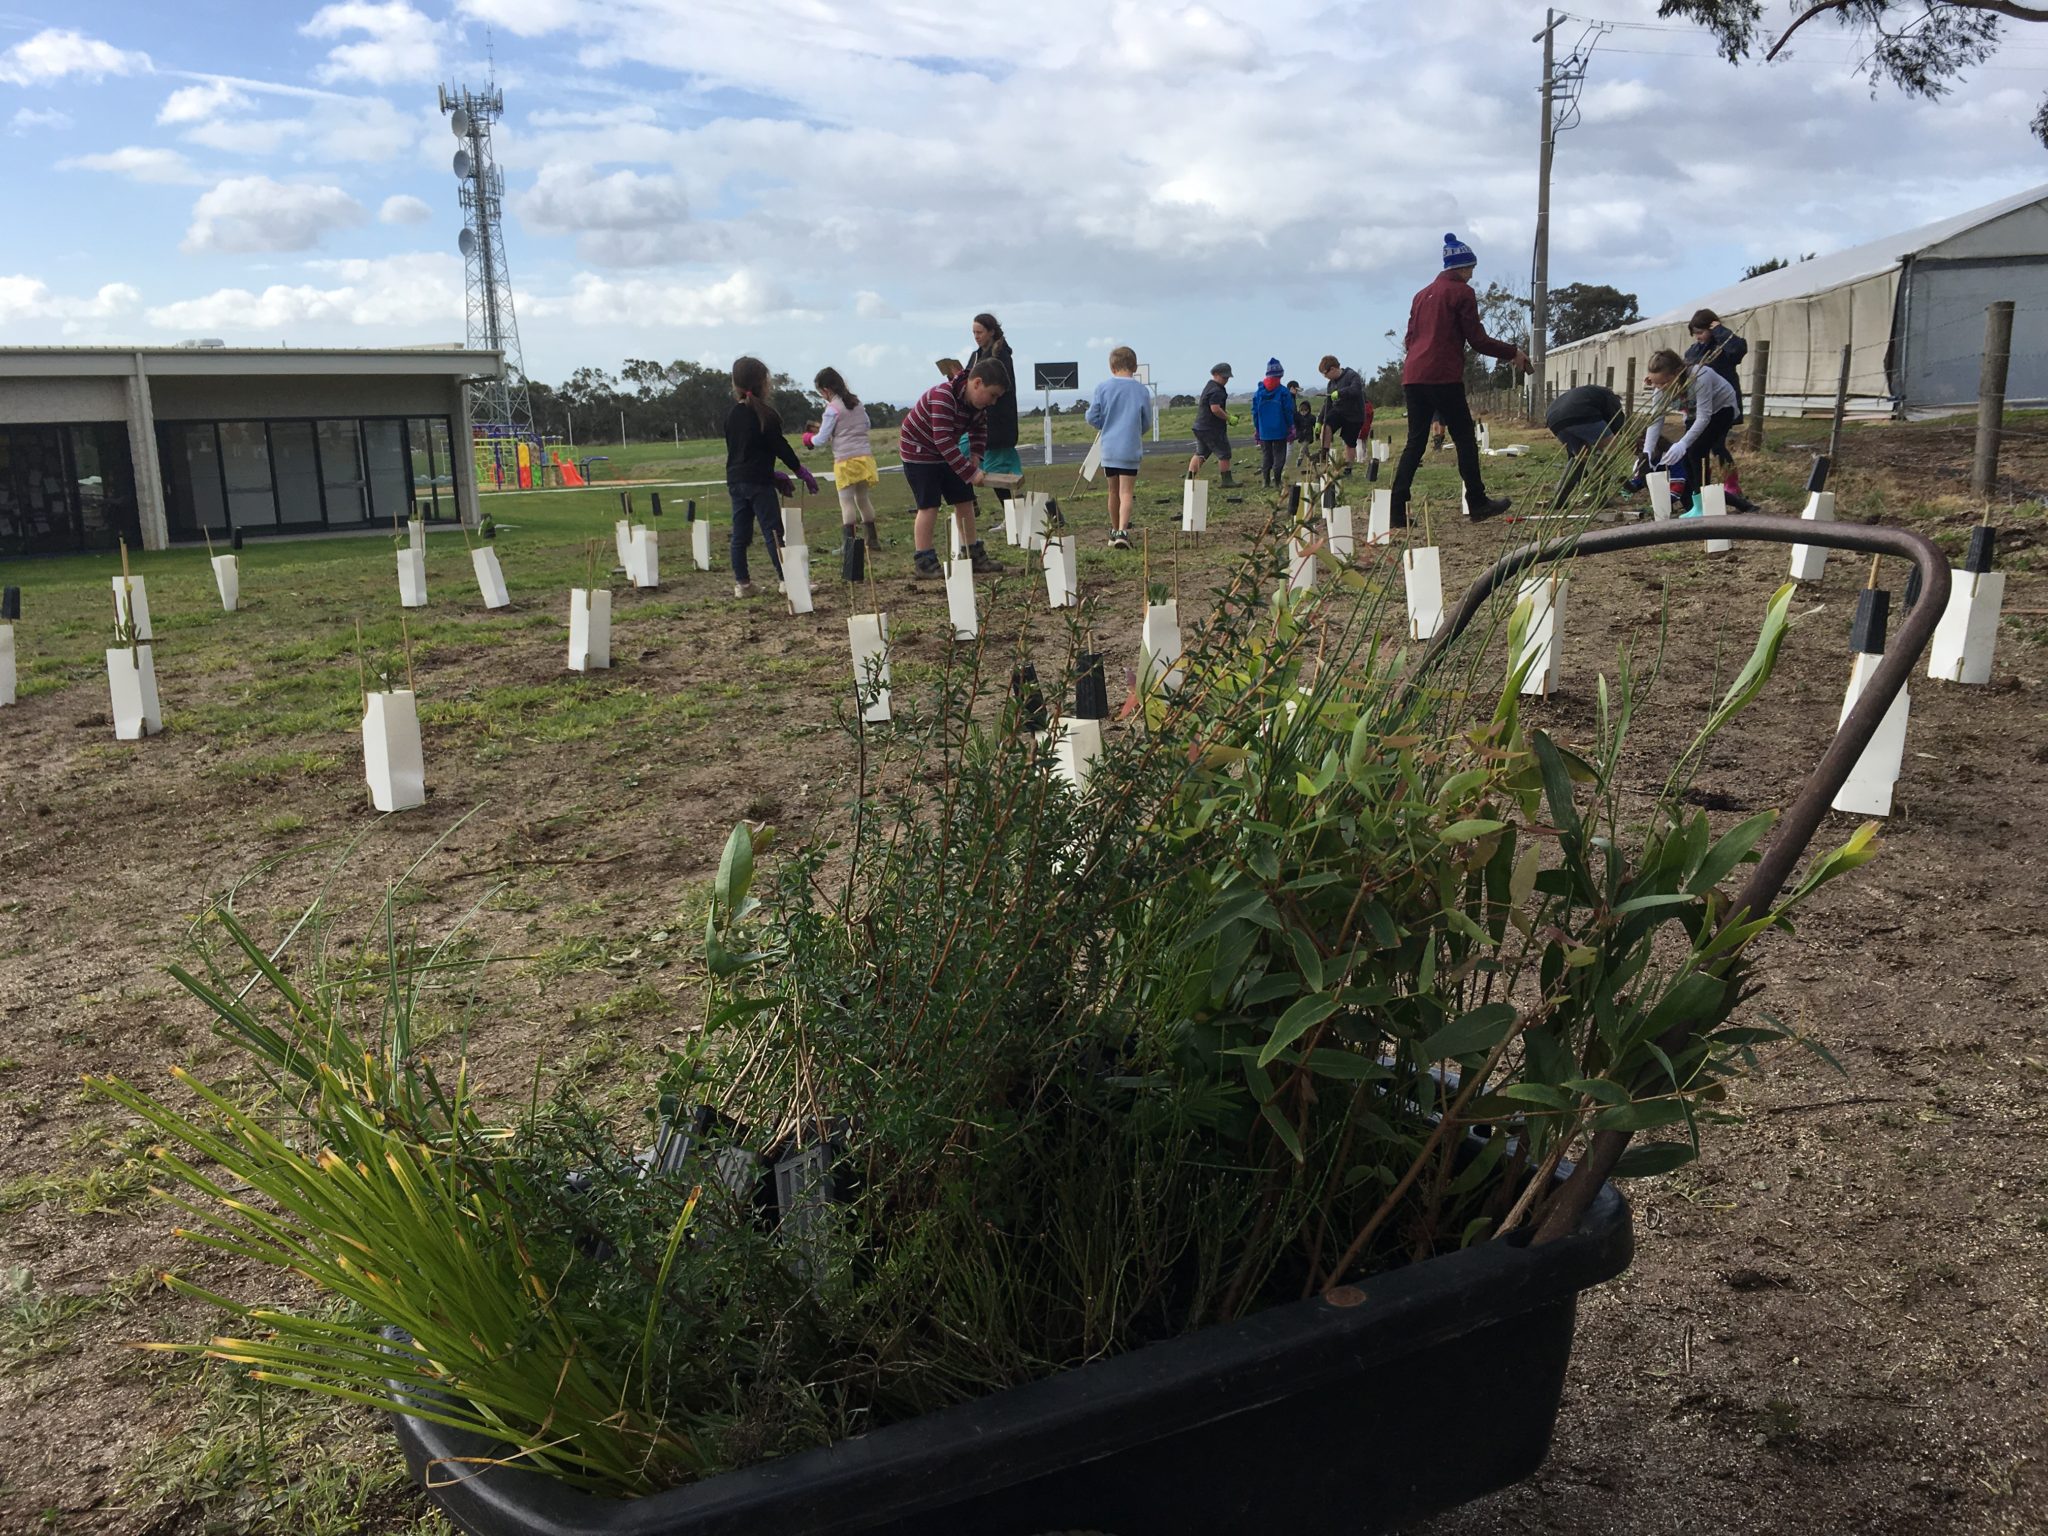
[1,0,2043,404]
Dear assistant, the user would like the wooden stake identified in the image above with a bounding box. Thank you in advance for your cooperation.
[354,618,369,709]
[400,613,416,694]
[1866,555,1881,590]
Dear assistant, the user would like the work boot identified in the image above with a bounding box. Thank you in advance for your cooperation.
[968,539,1002,575]
[863,520,881,552]
[1219,470,1237,488]
[1469,496,1512,522]
[913,548,942,579]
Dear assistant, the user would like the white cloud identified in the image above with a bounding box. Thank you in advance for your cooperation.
[0,28,150,85]
[144,252,464,333]
[454,0,580,37]
[157,79,249,124]
[525,268,809,327]
[849,342,892,368]
[303,2,447,85]
[9,107,72,133]
[184,116,299,156]
[182,176,369,253]
[0,275,142,331]
[854,290,898,321]
[517,163,690,233]
[379,193,434,225]
[60,146,204,185]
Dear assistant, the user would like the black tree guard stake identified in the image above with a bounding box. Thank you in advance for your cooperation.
[650,492,662,519]
[1074,653,1108,721]
[1,587,19,622]
[1418,514,1950,1246]
[1011,664,1047,734]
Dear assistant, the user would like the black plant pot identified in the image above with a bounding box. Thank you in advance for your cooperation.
[389,1180,1631,1536]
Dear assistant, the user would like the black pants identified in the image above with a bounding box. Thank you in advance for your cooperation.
[1392,383,1488,520]
[1259,439,1287,484]
[1680,408,1737,504]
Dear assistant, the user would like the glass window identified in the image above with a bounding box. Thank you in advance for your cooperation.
[70,424,138,548]
[158,424,226,541]
[363,419,408,525]
[220,421,276,529]
[317,419,368,524]
[268,421,323,527]
[0,426,75,553]
[428,417,456,517]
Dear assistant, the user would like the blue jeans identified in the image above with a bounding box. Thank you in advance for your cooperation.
[728,480,785,583]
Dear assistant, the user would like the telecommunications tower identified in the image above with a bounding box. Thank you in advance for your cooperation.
[438,82,533,435]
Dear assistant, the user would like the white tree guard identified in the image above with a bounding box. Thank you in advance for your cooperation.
[568,588,611,672]
[1372,439,1390,462]
[630,526,660,589]
[1367,489,1394,547]
[472,546,511,608]
[212,555,239,613]
[1927,568,2005,685]
[848,613,891,722]
[944,558,978,640]
[1698,484,1731,553]
[1514,574,1567,697]
[1018,492,1048,552]
[111,576,152,642]
[1477,422,1491,453]
[782,501,807,548]
[1002,497,1020,546]
[1326,504,1355,561]
[1646,471,1673,521]
[0,624,13,707]
[106,645,162,740]
[691,517,713,572]
[363,689,426,813]
[614,518,633,569]
[1080,434,1102,483]
[1789,491,1834,582]
[397,547,428,608]
[1140,599,1183,695]
[1832,652,1909,816]
[783,543,814,615]
[1043,535,1078,609]
[1055,716,1104,793]
[1288,525,1319,591]
[409,518,427,554]
[1182,477,1209,533]
[1404,547,1445,642]
[948,514,967,561]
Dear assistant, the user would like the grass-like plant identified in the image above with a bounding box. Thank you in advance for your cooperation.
[100,521,1876,1498]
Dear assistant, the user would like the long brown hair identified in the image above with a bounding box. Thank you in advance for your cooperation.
[973,311,1003,345]
[814,366,859,410]
[731,356,776,429]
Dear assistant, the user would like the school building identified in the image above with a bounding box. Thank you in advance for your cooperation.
[0,344,502,556]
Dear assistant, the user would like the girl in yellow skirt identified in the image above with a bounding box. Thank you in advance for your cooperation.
[805,366,881,553]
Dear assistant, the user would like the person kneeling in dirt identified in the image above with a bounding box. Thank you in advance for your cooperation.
[1640,347,1737,515]
[1546,381,1625,508]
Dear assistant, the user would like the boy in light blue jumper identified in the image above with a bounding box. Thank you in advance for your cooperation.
[1085,345,1155,549]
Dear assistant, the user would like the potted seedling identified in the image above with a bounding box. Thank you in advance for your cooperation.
[102,516,1942,1536]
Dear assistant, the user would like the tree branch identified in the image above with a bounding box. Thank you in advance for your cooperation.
[1766,0,2048,65]
[1765,0,1857,61]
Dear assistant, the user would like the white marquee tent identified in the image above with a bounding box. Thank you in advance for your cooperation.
[1546,184,2048,418]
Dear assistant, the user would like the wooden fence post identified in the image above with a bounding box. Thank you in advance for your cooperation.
[1624,356,1635,417]
[1745,338,1770,451]
[1972,300,2015,498]
[1827,343,1852,463]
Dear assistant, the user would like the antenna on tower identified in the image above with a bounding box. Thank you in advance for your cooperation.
[438,79,533,445]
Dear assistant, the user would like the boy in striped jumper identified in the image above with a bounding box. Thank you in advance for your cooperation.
[901,359,1008,576]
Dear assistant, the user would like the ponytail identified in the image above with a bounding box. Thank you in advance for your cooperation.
[732,355,777,429]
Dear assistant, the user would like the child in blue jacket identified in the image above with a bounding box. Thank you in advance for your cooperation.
[1250,358,1295,487]
[1085,346,1155,549]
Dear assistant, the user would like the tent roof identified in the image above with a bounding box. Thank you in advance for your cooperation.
[1561,182,2048,348]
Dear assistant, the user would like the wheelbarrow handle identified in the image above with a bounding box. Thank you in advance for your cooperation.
[1418,513,1952,1242]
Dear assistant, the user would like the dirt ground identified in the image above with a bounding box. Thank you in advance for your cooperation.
[2,420,2044,1535]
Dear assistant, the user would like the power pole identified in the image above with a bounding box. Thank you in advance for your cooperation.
[1530,9,1563,425]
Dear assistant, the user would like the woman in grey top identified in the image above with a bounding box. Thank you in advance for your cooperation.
[1641,348,1738,511]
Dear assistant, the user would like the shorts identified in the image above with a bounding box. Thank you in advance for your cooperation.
[834,453,879,488]
[903,458,975,510]
[1192,429,1231,459]
[1332,419,1363,448]
[980,446,1022,477]
[1102,465,1137,480]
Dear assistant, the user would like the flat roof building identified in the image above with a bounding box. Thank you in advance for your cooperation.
[0,345,502,555]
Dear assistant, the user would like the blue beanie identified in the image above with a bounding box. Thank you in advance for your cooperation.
[1442,232,1476,270]
[1265,357,1284,378]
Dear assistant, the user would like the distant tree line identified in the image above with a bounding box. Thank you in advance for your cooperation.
[524,359,903,445]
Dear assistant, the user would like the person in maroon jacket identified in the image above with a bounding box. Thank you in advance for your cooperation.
[1389,233,1530,524]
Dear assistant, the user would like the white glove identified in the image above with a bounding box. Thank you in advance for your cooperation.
[1659,447,1684,469]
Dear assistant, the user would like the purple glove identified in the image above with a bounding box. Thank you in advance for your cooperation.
[771,471,796,496]
[798,466,820,494]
